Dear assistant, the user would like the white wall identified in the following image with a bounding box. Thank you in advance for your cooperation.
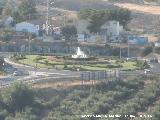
[101,21,123,36]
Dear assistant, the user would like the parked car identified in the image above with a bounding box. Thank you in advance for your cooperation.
[13,71,23,76]
[144,69,153,74]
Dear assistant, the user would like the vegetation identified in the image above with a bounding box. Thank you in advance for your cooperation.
[78,8,131,33]
[12,54,141,71]
[141,45,153,57]
[0,57,5,71]
[1,74,160,119]
[0,82,43,120]
[19,0,36,18]
[154,47,160,54]
[0,0,6,15]
[61,25,78,53]
[0,57,8,75]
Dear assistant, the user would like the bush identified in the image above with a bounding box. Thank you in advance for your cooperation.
[141,46,153,57]
[34,56,45,63]
[106,64,122,68]
[12,54,26,61]
[136,60,150,69]
[1,82,35,113]
[64,64,68,69]
[155,47,160,54]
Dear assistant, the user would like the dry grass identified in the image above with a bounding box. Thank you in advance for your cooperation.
[33,80,101,89]
[115,3,160,15]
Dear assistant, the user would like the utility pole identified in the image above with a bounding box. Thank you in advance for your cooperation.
[28,34,31,53]
[120,45,122,59]
[128,43,130,58]
[46,0,50,35]
[106,28,108,43]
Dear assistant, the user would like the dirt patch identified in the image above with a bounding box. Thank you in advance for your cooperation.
[33,80,101,89]
[144,80,153,85]
[115,3,160,15]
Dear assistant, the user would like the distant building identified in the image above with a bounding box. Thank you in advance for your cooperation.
[100,21,123,37]
[15,22,39,35]
[128,36,148,45]
[155,40,160,47]
[75,20,123,42]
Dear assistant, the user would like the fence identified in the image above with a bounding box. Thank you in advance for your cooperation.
[81,70,120,81]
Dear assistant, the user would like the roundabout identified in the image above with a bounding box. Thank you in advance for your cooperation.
[10,47,147,71]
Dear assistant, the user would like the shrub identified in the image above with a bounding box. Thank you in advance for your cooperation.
[1,82,35,113]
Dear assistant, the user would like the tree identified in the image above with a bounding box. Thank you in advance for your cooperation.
[1,82,35,113]
[5,107,37,120]
[2,0,15,16]
[0,0,6,15]
[18,0,36,20]
[154,47,160,54]
[78,8,131,33]
[61,25,77,41]
[108,8,131,29]
[11,11,23,23]
[141,46,153,57]
[61,25,78,52]
[87,10,107,33]
[0,57,5,71]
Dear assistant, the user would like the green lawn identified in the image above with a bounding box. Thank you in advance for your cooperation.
[17,55,139,71]
[121,61,137,70]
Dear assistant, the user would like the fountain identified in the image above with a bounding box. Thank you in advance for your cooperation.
[72,47,88,59]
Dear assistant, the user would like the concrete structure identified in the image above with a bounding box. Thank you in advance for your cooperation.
[100,21,123,37]
[128,36,148,45]
[76,20,123,42]
[15,22,39,35]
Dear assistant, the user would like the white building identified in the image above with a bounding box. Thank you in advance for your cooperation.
[100,20,123,36]
[15,22,39,35]
[75,20,123,42]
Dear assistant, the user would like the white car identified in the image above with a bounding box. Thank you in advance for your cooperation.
[13,71,23,76]
[144,69,151,74]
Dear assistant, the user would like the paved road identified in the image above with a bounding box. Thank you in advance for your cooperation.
[1,55,160,87]
[0,58,81,87]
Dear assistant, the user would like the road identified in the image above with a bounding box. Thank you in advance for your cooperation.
[0,58,81,87]
[1,55,160,88]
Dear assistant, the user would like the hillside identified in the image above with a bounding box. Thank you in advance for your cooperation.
[115,3,160,15]
[1,0,160,35]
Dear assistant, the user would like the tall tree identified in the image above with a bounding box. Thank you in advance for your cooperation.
[78,8,131,33]
[19,0,36,20]
[108,8,131,29]
[1,82,35,113]
[11,11,23,23]
[87,10,107,33]
[61,25,78,53]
